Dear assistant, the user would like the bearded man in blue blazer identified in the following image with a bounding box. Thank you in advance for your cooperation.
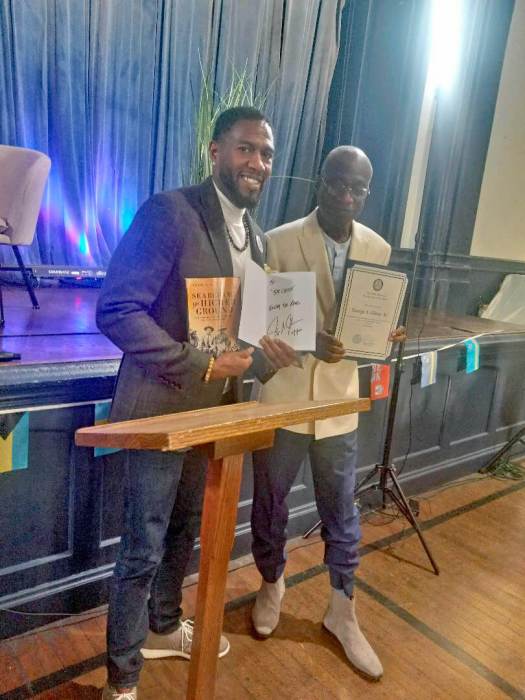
[97,107,294,700]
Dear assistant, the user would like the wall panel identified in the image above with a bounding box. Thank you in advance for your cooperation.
[1,331,525,637]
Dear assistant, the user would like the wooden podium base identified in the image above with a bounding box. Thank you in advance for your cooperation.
[76,398,369,698]
[188,453,244,699]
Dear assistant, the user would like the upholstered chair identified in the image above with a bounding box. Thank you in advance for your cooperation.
[0,144,51,313]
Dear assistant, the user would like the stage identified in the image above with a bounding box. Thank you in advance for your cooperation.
[1,282,525,637]
[1,284,119,367]
[2,283,523,366]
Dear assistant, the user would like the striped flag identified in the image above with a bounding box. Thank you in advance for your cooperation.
[370,363,390,400]
[421,351,438,387]
[0,412,29,473]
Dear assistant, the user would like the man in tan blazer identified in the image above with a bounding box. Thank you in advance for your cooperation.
[251,146,404,681]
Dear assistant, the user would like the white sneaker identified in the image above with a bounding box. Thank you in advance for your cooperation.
[323,589,383,680]
[141,619,230,659]
[251,575,285,637]
[101,685,137,700]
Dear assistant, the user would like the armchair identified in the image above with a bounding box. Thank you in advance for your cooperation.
[0,144,51,322]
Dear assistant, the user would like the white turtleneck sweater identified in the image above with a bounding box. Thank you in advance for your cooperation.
[213,182,253,290]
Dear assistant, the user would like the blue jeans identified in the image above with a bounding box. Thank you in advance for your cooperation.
[251,428,360,597]
[107,447,207,687]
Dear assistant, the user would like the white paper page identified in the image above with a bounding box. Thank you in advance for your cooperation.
[264,271,316,350]
[238,261,317,350]
[238,259,269,346]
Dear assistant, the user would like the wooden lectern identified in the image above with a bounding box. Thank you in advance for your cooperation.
[76,398,369,699]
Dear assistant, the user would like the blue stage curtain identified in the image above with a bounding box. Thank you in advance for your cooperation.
[322,0,432,245]
[255,0,345,229]
[0,0,344,267]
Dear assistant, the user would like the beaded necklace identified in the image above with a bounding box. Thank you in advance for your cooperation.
[226,216,250,252]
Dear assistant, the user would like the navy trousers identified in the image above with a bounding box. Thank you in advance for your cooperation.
[107,447,207,687]
[251,428,360,597]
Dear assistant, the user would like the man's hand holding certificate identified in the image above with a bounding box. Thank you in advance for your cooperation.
[335,264,407,360]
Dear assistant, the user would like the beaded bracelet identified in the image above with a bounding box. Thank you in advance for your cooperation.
[203,355,215,383]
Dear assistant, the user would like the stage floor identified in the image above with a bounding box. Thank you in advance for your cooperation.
[1,285,120,365]
[1,283,524,366]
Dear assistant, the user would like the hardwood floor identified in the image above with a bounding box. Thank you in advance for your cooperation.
[0,474,524,699]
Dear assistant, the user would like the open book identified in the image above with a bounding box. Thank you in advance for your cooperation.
[238,260,316,351]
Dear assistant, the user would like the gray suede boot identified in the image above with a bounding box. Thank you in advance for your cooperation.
[323,588,383,680]
[101,686,137,700]
[251,575,285,637]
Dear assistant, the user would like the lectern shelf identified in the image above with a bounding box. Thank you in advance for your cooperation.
[75,398,370,452]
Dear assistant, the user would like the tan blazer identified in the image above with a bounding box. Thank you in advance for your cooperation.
[260,209,391,439]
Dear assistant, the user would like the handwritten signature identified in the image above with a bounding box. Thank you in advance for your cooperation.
[267,313,303,338]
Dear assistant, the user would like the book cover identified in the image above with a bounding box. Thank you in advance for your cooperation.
[185,277,241,355]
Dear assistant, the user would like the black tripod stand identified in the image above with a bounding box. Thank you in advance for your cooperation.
[352,346,440,575]
[480,426,525,473]
[304,232,440,575]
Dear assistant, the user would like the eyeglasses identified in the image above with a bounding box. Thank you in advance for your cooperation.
[321,176,370,199]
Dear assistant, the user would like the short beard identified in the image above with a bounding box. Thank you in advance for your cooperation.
[216,171,262,209]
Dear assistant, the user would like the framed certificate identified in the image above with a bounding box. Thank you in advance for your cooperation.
[335,264,407,360]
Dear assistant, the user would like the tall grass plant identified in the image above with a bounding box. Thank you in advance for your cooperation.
[186,63,269,185]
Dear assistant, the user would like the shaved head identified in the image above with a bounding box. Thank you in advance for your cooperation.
[317,145,373,241]
[321,146,372,182]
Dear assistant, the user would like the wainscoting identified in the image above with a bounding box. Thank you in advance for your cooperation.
[391,249,525,317]
[1,286,524,638]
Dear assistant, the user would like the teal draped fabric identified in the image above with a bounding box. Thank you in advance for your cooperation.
[0,0,344,267]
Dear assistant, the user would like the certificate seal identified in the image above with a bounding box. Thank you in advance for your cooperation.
[373,279,384,291]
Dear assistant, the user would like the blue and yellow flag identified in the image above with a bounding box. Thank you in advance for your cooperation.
[94,402,121,458]
[0,412,29,473]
